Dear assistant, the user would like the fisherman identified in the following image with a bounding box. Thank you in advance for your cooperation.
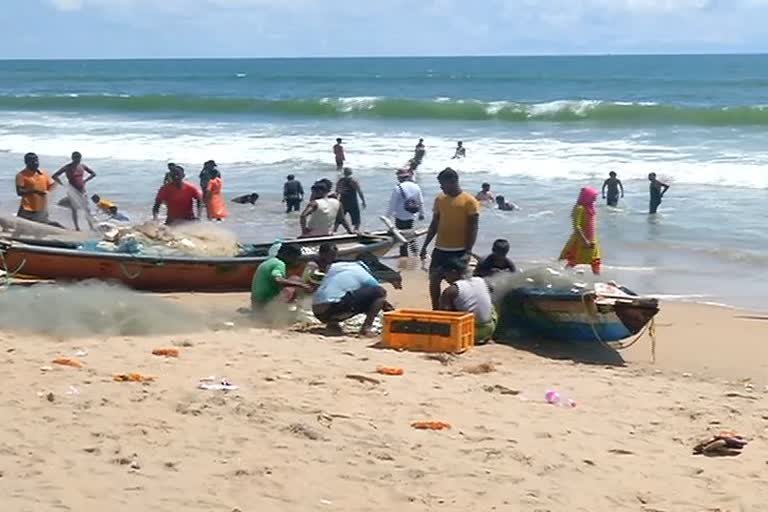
[283,174,304,213]
[15,152,56,225]
[386,167,424,258]
[300,181,351,237]
[152,165,202,225]
[439,257,497,343]
[251,244,312,310]
[52,151,96,231]
[335,167,366,232]
[312,260,399,337]
[420,168,480,309]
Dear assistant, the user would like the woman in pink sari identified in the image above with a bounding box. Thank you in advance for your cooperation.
[559,186,602,274]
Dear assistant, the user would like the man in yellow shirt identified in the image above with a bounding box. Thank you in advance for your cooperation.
[15,152,56,224]
[420,167,480,309]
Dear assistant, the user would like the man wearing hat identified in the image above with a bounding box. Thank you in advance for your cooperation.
[386,168,424,258]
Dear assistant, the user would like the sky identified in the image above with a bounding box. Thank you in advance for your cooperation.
[1,0,768,58]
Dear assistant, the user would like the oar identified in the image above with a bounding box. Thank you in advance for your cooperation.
[379,216,408,245]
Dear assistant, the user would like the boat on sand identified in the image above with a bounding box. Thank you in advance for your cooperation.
[0,229,423,292]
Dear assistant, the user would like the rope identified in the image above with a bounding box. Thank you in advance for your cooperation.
[119,262,142,280]
[581,291,657,363]
[0,247,27,291]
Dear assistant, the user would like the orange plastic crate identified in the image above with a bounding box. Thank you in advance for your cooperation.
[382,309,475,353]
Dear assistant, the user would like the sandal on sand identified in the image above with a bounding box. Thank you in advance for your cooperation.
[693,430,748,456]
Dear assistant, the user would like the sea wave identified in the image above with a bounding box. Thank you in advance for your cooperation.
[3,94,768,125]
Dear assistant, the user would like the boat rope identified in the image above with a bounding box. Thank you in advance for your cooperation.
[0,248,27,291]
[119,262,142,280]
[581,291,657,363]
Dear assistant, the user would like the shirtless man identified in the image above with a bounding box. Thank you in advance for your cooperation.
[52,151,96,231]
[333,138,345,171]
[602,171,624,207]
[452,141,466,159]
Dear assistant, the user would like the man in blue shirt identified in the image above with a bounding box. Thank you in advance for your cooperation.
[312,261,399,336]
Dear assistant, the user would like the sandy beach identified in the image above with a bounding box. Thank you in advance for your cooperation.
[0,270,767,512]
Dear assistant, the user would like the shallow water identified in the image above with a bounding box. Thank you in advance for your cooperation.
[1,56,766,310]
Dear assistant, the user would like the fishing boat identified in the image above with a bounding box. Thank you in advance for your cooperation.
[495,281,659,343]
[0,229,422,292]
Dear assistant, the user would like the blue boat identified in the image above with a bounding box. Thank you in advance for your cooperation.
[495,283,659,343]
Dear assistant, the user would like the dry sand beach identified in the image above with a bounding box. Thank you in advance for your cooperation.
[1,272,767,512]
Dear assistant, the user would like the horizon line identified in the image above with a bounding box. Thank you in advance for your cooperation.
[1,51,768,61]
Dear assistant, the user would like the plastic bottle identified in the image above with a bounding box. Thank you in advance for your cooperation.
[545,389,576,407]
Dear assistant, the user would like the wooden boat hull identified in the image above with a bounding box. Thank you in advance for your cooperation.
[495,288,659,343]
[0,231,416,292]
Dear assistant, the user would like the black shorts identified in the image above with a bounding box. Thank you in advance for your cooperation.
[607,195,619,207]
[314,286,384,323]
[341,200,361,226]
[429,248,467,280]
[285,198,302,212]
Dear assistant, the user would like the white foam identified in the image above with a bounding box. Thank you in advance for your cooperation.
[2,111,768,189]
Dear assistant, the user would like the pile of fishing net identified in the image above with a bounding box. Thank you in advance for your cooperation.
[84,222,240,257]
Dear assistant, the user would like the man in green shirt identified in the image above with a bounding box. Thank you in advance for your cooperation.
[251,244,312,309]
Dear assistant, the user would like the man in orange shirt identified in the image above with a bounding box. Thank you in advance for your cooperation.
[15,152,56,225]
[152,165,202,225]
[420,167,480,309]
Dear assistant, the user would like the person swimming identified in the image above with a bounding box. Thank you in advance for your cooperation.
[452,141,466,159]
[231,193,260,205]
[495,195,518,211]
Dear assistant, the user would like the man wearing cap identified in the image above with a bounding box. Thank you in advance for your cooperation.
[152,165,203,225]
[16,152,56,225]
[420,167,480,310]
[387,168,424,258]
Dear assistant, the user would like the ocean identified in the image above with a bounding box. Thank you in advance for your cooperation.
[0,55,766,310]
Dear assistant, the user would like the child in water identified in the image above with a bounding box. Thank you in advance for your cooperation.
[495,195,519,211]
[475,239,516,278]
[91,194,129,222]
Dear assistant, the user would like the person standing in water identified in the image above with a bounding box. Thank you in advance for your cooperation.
[333,138,345,171]
[648,172,670,214]
[559,187,602,275]
[152,165,202,225]
[15,152,56,225]
[413,138,426,167]
[336,167,366,232]
[198,160,217,192]
[52,151,96,231]
[420,168,480,310]
[283,174,304,213]
[452,141,466,159]
[602,171,624,207]
[204,168,228,221]
[300,181,351,238]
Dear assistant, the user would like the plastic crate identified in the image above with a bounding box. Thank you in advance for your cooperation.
[382,309,475,353]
